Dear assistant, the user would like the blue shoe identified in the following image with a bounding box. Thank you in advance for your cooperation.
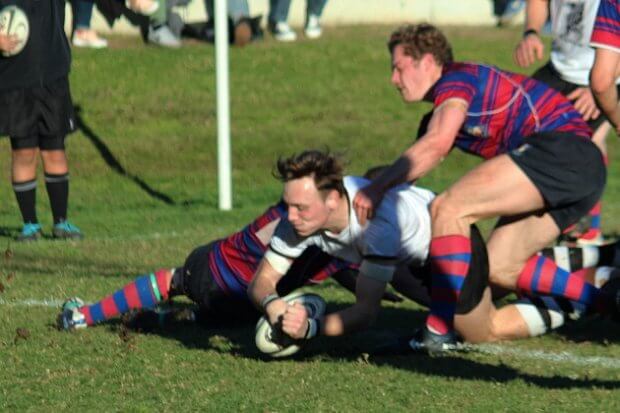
[16,222,42,242]
[53,220,83,240]
[57,297,87,331]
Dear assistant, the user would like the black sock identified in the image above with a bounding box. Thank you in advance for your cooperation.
[13,179,38,224]
[44,172,69,224]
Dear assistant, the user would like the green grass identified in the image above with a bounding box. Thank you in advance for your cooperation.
[1,25,620,411]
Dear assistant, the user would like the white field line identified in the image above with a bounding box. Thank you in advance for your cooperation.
[1,296,619,369]
[0,298,65,307]
[471,344,620,369]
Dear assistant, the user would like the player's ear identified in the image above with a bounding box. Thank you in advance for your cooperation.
[421,53,436,70]
[325,189,339,210]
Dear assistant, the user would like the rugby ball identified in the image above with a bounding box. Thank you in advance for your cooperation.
[0,5,29,57]
[255,291,326,358]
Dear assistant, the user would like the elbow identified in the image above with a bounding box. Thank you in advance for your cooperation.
[590,68,615,96]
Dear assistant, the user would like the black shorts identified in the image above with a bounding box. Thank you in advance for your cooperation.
[508,132,606,231]
[533,62,620,131]
[10,133,66,150]
[0,76,76,141]
[180,243,344,325]
[407,225,489,314]
[181,242,260,325]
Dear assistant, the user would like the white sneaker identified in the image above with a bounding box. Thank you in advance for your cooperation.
[148,25,182,48]
[273,22,297,42]
[304,15,322,39]
[72,29,108,49]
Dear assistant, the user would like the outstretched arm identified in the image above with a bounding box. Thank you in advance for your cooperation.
[282,272,389,339]
[248,257,290,325]
[353,99,467,225]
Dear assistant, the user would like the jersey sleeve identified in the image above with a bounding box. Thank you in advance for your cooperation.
[591,0,620,53]
[431,68,477,109]
[266,219,313,274]
[359,215,400,282]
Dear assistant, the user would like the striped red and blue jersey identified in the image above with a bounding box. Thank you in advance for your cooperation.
[591,0,620,52]
[208,201,353,298]
[428,62,591,159]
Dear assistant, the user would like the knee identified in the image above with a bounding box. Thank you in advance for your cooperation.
[41,150,68,172]
[12,148,38,166]
[430,193,463,223]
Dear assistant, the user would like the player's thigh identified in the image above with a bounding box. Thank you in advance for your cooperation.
[487,212,560,289]
[433,154,545,223]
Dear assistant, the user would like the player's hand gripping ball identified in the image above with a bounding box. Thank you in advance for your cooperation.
[0,5,29,57]
[255,291,326,358]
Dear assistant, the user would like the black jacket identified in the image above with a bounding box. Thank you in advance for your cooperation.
[0,0,71,91]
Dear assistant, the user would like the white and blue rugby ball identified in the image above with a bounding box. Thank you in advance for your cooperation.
[255,291,326,358]
[0,5,29,57]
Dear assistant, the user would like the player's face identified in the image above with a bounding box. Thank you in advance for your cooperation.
[283,177,331,237]
[391,44,431,102]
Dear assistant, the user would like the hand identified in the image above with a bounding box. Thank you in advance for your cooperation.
[566,87,601,121]
[353,185,383,226]
[265,298,289,327]
[281,302,309,340]
[513,33,544,67]
[0,33,18,54]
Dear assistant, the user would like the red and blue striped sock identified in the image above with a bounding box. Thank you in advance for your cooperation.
[79,269,173,326]
[517,255,604,312]
[426,235,471,335]
[579,201,602,241]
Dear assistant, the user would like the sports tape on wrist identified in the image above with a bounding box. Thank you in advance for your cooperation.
[305,317,321,339]
[260,293,280,311]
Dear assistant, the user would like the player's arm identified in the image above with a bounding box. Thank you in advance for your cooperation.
[331,267,403,302]
[353,99,467,224]
[248,253,292,325]
[590,47,620,131]
[321,273,388,336]
[282,259,394,339]
[513,0,548,67]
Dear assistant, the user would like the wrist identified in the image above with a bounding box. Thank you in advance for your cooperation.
[260,293,279,312]
[523,29,539,38]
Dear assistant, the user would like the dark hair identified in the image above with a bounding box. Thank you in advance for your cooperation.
[274,150,346,196]
[388,23,453,65]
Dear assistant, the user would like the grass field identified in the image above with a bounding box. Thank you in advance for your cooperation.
[1,25,620,411]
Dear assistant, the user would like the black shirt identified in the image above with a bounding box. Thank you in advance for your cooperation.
[0,0,71,91]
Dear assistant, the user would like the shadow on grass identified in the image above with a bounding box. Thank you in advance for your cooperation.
[74,105,176,206]
[106,303,620,390]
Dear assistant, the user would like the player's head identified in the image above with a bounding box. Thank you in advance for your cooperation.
[274,150,346,236]
[387,23,452,102]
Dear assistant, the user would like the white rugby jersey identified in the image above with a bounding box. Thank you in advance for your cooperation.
[549,0,610,85]
[266,176,434,282]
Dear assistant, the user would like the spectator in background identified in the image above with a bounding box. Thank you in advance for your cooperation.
[146,0,182,48]
[514,0,611,245]
[268,0,327,42]
[493,0,525,26]
[590,0,620,134]
[0,0,83,241]
[71,0,108,49]
[203,0,253,46]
